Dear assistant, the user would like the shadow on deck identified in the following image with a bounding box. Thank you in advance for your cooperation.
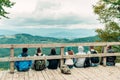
[0,65,120,80]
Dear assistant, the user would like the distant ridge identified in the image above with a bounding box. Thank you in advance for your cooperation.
[0,33,99,44]
[0,28,97,39]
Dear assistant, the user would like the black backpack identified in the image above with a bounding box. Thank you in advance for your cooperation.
[34,54,46,71]
[90,51,99,63]
[107,49,116,62]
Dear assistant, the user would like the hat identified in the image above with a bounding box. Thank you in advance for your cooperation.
[67,47,72,51]
[78,46,84,52]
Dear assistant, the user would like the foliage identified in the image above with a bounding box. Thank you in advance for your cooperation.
[93,0,120,23]
[0,0,14,19]
[96,22,120,42]
[94,0,120,41]
[94,0,120,51]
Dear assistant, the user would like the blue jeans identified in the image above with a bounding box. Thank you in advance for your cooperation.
[67,65,73,69]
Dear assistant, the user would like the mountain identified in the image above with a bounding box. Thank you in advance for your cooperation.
[46,29,97,39]
[0,33,69,44]
[0,33,99,44]
[0,28,97,39]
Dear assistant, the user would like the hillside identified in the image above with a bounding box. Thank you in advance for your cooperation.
[0,33,99,57]
[0,33,99,44]
[0,28,97,39]
[0,33,69,44]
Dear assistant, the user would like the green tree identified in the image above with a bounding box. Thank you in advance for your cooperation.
[93,0,120,42]
[94,0,120,52]
[93,0,120,23]
[0,0,14,19]
[96,22,120,42]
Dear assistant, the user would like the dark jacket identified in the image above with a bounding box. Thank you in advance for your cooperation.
[106,49,116,66]
[48,59,59,69]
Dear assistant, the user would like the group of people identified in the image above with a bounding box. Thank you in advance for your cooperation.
[15,46,116,72]
[15,47,59,71]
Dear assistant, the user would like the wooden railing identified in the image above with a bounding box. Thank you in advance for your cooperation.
[0,42,120,73]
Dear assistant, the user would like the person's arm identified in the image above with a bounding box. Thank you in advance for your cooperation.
[29,60,32,66]
[87,51,91,54]
[15,61,19,67]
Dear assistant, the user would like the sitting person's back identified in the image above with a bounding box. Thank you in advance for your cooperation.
[48,48,59,69]
[87,46,99,67]
[15,48,32,71]
[33,48,46,71]
[74,46,86,68]
[106,46,116,66]
[65,47,74,69]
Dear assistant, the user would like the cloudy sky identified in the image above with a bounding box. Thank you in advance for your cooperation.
[0,0,104,30]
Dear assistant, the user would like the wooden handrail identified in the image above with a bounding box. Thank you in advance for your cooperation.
[0,53,120,62]
[0,42,120,48]
[0,42,120,73]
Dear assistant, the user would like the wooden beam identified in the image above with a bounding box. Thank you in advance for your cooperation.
[10,46,14,73]
[103,46,107,67]
[0,42,119,48]
[0,53,120,62]
[60,47,64,67]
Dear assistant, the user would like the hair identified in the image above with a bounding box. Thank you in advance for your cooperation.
[68,51,74,55]
[36,48,42,56]
[21,48,28,57]
[50,48,56,55]
[90,46,94,49]
[108,46,112,49]
[22,48,28,53]
[37,48,41,53]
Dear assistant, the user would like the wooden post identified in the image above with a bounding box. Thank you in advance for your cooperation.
[10,45,14,73]
[103,46,107,67]
[60,47,64,68]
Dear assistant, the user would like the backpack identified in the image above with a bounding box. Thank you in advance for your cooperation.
[90,51,99,63]
[34,54,46,71]
[107,49,116,62]
[84,57,91,68]
[107,56,115,62]
[61,65,71,74]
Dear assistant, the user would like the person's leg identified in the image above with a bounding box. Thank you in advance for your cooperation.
[68,65,73,69]
[15,64,20,71]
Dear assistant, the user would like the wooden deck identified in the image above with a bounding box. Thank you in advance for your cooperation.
[0,65,120,80]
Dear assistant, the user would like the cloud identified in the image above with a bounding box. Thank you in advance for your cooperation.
[0,0,103,30]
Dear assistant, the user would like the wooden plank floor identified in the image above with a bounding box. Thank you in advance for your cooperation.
[0,65,120,80]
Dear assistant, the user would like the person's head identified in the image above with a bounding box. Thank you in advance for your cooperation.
[78,46,84,52]
[37,48,41,53]
[22,48,28,57]
[90,46,94,49]
[67,47,72,51]
[107,46,112,49]
[67,47,73,55]
[22,48,28,53]
[50,48,56,55]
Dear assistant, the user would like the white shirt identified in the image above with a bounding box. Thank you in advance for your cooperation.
[75,52,86,67]
[65,52,74,65]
